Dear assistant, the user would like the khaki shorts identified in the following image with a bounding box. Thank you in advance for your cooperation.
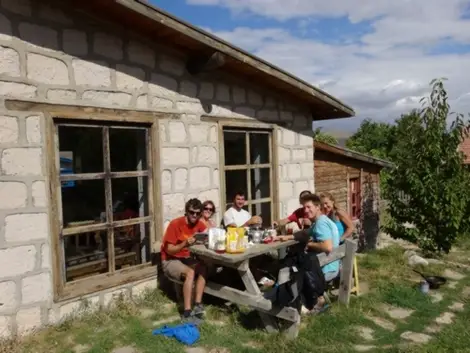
[162,258,200,281]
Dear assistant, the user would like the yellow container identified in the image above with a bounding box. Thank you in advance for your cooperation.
[226,227,246,254]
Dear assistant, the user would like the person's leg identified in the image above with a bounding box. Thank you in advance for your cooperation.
[164,260,195,317]
[312,270,339,312]
[194,262,208,304]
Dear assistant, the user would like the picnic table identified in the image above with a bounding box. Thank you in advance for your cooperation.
[190,240,301,338]
[188,238,358,339]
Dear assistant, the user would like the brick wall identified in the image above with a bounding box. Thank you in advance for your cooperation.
[0,0,315,337]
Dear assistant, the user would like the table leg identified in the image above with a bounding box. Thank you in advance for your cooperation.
[238,260,278,333]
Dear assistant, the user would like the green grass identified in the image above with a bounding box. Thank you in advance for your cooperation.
[2,245,470,353]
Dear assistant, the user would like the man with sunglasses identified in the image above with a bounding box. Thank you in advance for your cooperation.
[161,198,208,322]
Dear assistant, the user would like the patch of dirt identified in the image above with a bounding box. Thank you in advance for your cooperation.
[380,304,414,320]
[185,348,207,353]
[357,282,370,296]
[138,308,157,318]
[449,302,465,312]
[448,281,458,289]
[400,331,432,344]
[461,286,470,299]
[73,344,91,353]
[355,326,374,341]
[112,347,138,353]
[354,345,376,352]
[152,315,180,327]
[435,312,455,325]
[242,341,263,349]
[365,315,396,331]
[443,269,465,281]
[211,320,227,327]
[424,324,442,334]
[208,348,230,353]
[430,292,443,303]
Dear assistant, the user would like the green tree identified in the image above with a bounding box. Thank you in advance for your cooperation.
[383,79,470,254]
[346,118,395,159]
[313,128,338,145]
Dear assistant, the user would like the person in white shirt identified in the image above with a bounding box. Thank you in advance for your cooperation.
[223,190,262,227]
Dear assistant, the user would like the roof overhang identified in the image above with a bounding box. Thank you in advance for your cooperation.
[314,141,394,169]
[67,0,355,120]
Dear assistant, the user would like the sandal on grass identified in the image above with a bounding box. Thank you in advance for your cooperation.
[308,304,330,315]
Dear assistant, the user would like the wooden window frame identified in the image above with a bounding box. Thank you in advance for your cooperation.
[6,100,169,302]
[218,121,279,224]
[349,177,361,220]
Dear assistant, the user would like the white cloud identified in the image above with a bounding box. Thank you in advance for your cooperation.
[190,0,470,130]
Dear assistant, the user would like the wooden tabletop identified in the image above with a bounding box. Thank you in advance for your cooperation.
[190,240,297,264]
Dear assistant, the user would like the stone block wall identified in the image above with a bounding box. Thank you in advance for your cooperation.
[0,0,315,337]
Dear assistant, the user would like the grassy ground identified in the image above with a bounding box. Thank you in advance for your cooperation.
[1,245,469,353]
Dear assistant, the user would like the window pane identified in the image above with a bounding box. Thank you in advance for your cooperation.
[223,131,246,165]
[225,170,247,203]
[64,231,108,282]
[250,168,270,199]
[58,125,103,173]
[251,202,272,227]
[62,179,106,226]
[249,133,269,164]
[112,177,149,218]
[114,222,151,270]
[110,128,147,172]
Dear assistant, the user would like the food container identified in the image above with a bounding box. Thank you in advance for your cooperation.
[208,228,226,253]
[226,227,246,253]
[250,228,263,244]
[265,228,277,238]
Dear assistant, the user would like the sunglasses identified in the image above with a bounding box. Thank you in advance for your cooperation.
[188,210,201,216]
[204,207,214,212]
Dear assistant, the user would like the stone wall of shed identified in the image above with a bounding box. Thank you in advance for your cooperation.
[0,0,314,337]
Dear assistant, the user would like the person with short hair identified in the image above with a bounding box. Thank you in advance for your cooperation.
[273,190,312,229]
[161,198,208,322]
[275,193,339,313]
[223,190,262,227]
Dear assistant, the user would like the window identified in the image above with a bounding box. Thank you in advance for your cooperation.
[222,127,274,226]
[349,178,361,219]
[51,117,158,300]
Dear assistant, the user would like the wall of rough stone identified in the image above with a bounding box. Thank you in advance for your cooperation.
[0,0,314,337]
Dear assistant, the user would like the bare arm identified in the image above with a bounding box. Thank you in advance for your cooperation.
[306,239,333,253]
[337,209,354,241]
[273,217,290,227]
[165,238,192,256]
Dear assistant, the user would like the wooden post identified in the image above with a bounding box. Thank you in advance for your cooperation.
[338,239,357,305]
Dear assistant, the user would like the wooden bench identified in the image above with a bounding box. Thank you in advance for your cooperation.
[167,239,358,338]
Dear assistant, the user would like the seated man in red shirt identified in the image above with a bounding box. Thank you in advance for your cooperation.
[273,190,312,229]
[161,198,208,321]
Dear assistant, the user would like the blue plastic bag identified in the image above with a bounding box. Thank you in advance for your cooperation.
[152,323,200,345]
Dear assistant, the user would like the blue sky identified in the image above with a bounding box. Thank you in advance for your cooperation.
[152,0,470,132]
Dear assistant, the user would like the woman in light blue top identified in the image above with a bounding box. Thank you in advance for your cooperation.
[320,192,354,243]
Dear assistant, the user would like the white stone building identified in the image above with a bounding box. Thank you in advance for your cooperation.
[0,0,354,338]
